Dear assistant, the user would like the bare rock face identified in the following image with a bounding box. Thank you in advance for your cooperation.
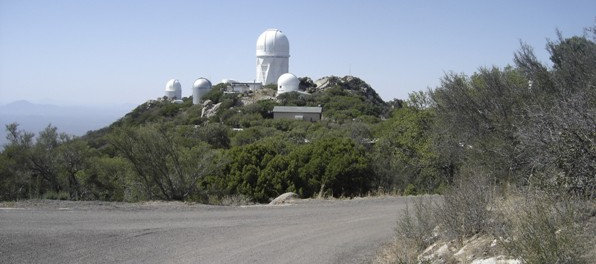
[417,235,521,264]
[240,89,276,106]
[269,192,299,205]
[201,101,221,118]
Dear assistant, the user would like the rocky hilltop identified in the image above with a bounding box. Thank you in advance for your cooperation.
[83,75,392,146]
[312,76,386,107]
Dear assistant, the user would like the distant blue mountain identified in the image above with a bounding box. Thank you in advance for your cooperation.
[0,100,135,146]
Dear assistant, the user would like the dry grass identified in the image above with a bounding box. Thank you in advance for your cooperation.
[373,195,439,264]
[438,173,494,244]
[492,189,593,264]
[373,238,419,264]
[374,175,593,264]
[207,194,253,206]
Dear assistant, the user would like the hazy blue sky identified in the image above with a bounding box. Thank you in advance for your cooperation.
[0,0,594,106]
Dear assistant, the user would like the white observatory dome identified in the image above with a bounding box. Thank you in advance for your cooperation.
[165,79,182,99]
[192,78,212,105]
[256,28,290,57]
[276,73,299,96]
[256,28,290,85]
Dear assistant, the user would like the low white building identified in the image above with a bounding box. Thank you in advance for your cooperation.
[226,82,263,93]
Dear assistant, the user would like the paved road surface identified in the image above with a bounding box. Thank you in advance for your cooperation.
[0,197,411,264]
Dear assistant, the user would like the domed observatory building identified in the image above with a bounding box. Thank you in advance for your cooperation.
[192,78,212,105]
[165,79,182,100]
[276,73,299,96]
[256,29,290,85]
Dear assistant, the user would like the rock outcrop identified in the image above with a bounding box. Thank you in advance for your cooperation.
[417,235,521,264]
[313,76,386,106]
[269,192,299,205]
[201,100,222,118]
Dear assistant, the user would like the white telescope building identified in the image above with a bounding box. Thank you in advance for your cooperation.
[192,78,212,104]
[256,28,290,85]
[165,79,182,99]
[276,73,299,96]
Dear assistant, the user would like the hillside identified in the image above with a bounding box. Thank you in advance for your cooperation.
[5,75,445,204]
[84,75,392,148]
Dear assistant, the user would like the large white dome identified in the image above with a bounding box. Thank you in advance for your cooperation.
[256,28,290,85]
[165,79,182,99]
[276,73,299,96]
[256,28,290,57]
[192,78,212,105]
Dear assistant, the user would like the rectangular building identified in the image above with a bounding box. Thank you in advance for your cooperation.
[225,82,263,93]
[272,106,322,122]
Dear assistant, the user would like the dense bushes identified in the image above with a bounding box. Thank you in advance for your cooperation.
[432,32,595,197]
[109,125,219,200]
[378,29,596,263]
[211,136,373,202]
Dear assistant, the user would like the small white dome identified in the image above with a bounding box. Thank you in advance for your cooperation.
[192,78,212,105]
[165,79,182,99]
[256,29,290,57]
[277,73,299,96]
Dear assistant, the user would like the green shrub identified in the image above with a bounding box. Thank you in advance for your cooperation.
[403,184,417,196]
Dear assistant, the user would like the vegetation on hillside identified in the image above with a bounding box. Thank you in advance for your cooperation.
[1,73,432,202]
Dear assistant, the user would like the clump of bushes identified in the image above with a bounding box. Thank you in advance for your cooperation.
[493,189,594,263]
[385,179,594,263]
[380,29,596,263]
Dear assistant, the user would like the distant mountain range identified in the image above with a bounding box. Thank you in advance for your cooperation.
[0,100,135,146]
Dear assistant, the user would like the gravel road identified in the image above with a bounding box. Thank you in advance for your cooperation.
[0,197,411,264]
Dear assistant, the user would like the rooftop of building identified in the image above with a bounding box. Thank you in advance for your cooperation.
[272,106,322,113]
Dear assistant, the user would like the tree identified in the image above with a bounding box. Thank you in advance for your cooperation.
[28,125,63,195]
[76,156,131,201]
[57,137,92,200]
[372,106,442,193]
[514,32,596,197]
[431,31,595,198]
[109,125,219,200]
[0,123,34,200]
[431,67,528,183]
